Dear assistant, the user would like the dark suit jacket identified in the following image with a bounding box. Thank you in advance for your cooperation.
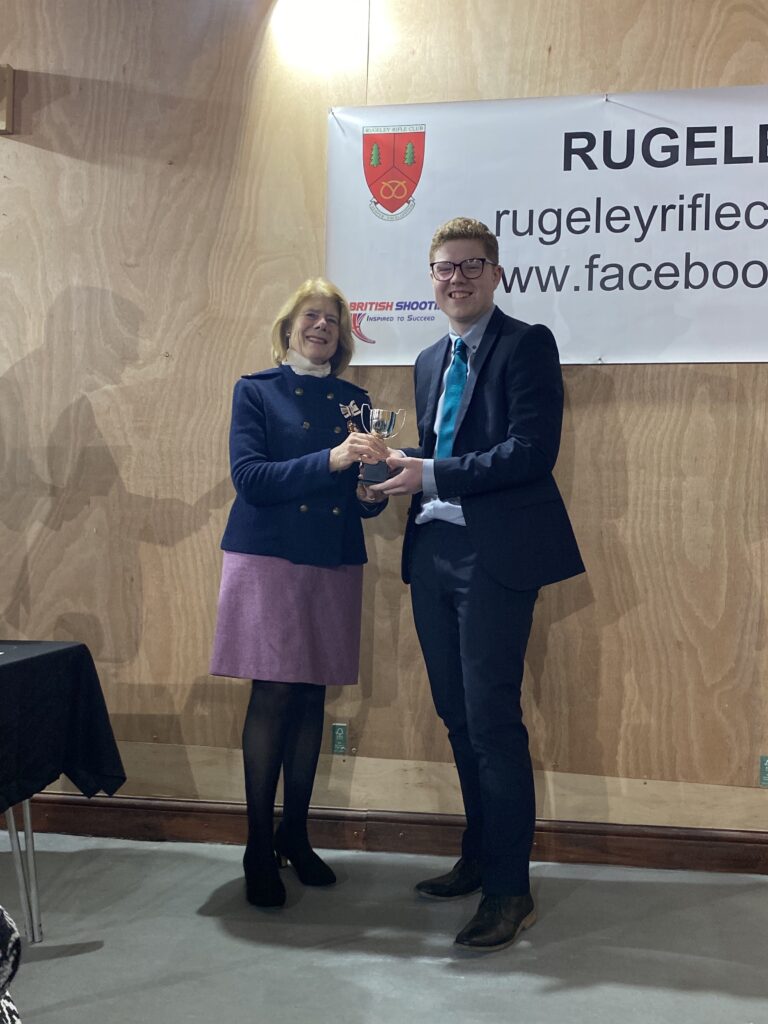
[402,307,584,590]
[221,365,384,567]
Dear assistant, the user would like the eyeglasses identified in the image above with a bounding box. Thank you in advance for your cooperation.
[430,258,496,281]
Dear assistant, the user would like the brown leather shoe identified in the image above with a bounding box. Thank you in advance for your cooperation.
[414,857,482,900]
[454,893,536,950]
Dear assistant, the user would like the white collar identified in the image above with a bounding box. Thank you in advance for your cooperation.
[283,348,332,377]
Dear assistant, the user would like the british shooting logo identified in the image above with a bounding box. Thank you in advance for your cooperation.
[363,124,425,221]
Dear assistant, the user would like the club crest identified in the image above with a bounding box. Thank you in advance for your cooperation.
[363,124,426,221]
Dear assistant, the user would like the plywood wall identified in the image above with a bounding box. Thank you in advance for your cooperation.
[1,0,767,831]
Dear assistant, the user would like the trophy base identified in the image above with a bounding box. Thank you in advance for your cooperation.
[360,459,389,484]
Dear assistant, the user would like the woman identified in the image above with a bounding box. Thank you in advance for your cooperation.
[210,278,388,908]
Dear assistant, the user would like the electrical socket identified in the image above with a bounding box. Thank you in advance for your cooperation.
[331,722,348,755]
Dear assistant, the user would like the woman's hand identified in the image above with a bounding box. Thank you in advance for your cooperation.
[356,482,383,503]
[329,431,389,473]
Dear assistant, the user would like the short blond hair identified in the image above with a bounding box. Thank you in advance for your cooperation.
[270,277,354,375]
[429,217,499,264]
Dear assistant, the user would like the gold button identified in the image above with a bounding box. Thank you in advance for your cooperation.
[294,387,304,396]
[326,391,335,399]
[333,425,342,434]
[302,420,310,429]
[299,504,309,512]
[332,506,341,516]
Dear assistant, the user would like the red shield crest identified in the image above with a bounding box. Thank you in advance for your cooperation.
[363,125,425,217]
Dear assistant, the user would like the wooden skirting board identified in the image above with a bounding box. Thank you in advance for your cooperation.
[12,794,768,875]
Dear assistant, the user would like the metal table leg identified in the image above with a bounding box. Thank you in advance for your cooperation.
[4,807,34,942]
[22,799,43,942]
[4,801,43,943]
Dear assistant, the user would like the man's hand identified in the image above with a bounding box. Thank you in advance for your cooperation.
[369,454,424,496]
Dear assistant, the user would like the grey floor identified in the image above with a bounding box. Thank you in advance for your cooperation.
[1,834,767,1024]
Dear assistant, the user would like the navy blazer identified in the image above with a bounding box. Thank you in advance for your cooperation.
[402,307,585,590]
[220,365,384,567]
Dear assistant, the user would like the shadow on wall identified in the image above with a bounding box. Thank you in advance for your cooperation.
[107,675,249,753]
[322,363,452,796]
[7,0,280,167]
[0,286,231,667]
[9,69,237,167]
[529,360,768,796]
[526,366,633,822]
[98,675,249,802]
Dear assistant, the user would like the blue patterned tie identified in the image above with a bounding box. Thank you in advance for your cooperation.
[435,337,468,458]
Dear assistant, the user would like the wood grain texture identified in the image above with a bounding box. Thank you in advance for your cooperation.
[345,361,768,791]
[45,741,768,830]
[368,0,768,102]
[1,0,767,831]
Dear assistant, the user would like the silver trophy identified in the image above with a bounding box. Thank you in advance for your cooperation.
[359,405,406,483]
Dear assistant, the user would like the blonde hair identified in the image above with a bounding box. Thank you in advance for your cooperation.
[270,278,354,375]
[429,217,499,264]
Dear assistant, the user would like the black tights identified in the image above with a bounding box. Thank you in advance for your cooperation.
[242,679,326,861]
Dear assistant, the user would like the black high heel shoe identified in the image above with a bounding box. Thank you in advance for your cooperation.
[273,828,336,887]
[243,848,286,907]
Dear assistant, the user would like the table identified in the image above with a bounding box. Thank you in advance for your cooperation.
[0,641,126,942]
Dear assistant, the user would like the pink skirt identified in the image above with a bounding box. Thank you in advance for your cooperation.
[210,551,363,686]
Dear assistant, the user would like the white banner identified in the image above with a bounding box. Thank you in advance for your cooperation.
[326,86,768,365]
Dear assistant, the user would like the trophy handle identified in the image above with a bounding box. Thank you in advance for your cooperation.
[386,409,407,440]
[359,403,373,434]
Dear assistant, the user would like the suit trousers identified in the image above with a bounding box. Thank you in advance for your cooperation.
[410,520,538,896]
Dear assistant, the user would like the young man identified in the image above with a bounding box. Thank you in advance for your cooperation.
[373,217,584,951]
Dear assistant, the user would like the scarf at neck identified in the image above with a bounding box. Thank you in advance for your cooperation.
[283,348,332,377]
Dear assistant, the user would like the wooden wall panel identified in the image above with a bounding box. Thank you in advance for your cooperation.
[540,364,768,787]
[342,361,768,792]
[368,0,768,101]
[2,0,767,831]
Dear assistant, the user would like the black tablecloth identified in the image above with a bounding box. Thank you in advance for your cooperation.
[0,640,126,814]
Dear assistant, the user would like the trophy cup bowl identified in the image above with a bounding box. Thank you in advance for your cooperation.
[359,405,406,483]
